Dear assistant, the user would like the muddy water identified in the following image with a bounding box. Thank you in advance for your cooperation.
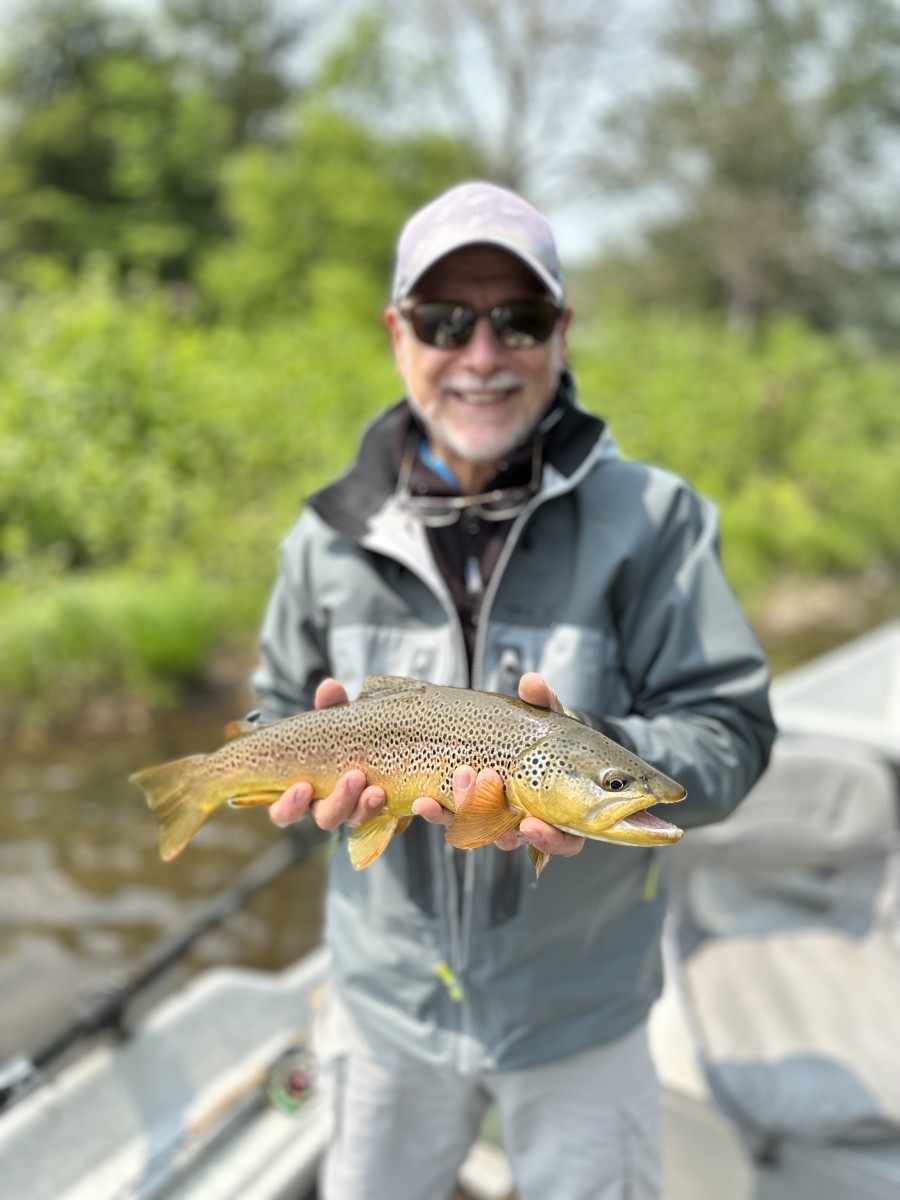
[0,698,327,1065]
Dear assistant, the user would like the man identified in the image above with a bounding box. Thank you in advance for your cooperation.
[255,181,776,1200]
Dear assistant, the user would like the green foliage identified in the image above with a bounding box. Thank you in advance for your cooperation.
[571,306,900,600]
[0,40,230,278]
[0,262,395,574]
[2,273,898,733]
[199,102,481,320]
[0,569,224,729]
[0,0,306,281]
[0,265,399,729]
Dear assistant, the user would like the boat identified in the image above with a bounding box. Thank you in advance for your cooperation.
[4,626,900,1198]
[0,941,514,1200]
[769,618,900,764]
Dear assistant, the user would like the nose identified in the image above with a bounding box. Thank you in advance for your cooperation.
[460,313,508,372]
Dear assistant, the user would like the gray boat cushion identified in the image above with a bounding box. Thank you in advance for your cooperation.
[670,736,900,1145]
[683,927,900,1142]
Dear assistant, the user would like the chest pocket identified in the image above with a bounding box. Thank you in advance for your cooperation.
[328,624,460,698]
[481,623,631,716]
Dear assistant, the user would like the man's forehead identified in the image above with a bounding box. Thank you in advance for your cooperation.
[415,244,547,295]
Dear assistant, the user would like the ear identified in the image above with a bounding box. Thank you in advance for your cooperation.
[383,305,408,375]
[558,305,573,352]
[552,306,573,376]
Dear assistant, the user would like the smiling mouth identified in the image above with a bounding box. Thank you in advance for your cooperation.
[446,388,518,406]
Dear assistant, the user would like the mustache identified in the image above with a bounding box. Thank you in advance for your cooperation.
[439,370,525,394]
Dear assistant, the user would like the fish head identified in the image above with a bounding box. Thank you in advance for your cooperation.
[508,731,686,847]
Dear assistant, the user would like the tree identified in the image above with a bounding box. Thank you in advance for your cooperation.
[161,0,307,144]
[320,1,626,201]
[198,100,482,320]
[587,0,900,336]
[0,0,311,281]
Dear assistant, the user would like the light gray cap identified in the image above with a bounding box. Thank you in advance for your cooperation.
[391,181,564,304]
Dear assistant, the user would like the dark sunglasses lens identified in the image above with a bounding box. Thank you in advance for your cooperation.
[496,301,560,348]
[409,303,475,349]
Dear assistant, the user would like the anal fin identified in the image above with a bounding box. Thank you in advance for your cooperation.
[445,777,520,850]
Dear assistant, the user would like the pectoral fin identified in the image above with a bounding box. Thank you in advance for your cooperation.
[348,812,400,870]
[445,777,520,850]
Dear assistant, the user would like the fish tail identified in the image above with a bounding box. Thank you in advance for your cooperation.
[130,755,222,862]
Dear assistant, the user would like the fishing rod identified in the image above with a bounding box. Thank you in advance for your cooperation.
[0,829,321,1114]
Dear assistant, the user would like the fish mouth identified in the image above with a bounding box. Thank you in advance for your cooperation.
[596,808,683,846]
[558,805,683,846]
[581,777,686,841]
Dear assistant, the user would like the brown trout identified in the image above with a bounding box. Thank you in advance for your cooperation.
[130,675,686,875]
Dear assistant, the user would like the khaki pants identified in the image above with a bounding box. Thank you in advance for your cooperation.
[315,992,661,1200]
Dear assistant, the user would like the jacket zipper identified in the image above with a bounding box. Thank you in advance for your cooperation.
[363,506,476,1064]
[362,452,603,1070]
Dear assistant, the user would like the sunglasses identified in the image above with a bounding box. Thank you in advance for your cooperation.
[399,299,562,350]
[396,438,543,527]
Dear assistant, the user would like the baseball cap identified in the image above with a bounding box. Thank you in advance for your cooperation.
[391,181,564,305]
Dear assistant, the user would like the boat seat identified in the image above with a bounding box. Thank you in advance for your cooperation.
[665,734,900,1150]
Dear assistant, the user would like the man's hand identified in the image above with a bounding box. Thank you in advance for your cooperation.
[413,672,585,860]
[268,679,387,831]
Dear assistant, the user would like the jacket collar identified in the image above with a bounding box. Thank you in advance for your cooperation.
[306,371,610,542]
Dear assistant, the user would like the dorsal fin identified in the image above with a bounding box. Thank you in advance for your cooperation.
[358,675,427,701]
[223,718,271,741]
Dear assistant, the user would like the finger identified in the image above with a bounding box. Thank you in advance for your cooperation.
[518,672,564,714]
[349,784,387,827]
[269,780,313,827]
[411,796,453,825]
[314,678,349,709]
[517,817,584,858]
[494,828,522,852]
[309,769,366,830]
[412,764,477,825]
[453,765,478,803]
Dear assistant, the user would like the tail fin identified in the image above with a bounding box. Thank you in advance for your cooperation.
[130,755,221,862]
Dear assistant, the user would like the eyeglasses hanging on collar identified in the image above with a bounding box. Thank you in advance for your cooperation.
[395,436,543,528]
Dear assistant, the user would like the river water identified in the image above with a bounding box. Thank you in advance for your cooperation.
[0,695,327,1067]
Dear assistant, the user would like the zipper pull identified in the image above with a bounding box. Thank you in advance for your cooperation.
[434,960,465,1002]
[465,554,483,597]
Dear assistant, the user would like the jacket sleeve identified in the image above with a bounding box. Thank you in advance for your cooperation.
[250,514,331,721]
[605,472,777,828]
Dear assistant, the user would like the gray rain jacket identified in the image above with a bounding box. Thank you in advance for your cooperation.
[252,377,776,1073]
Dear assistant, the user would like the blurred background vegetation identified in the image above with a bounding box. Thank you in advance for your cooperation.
[2,0,900,738]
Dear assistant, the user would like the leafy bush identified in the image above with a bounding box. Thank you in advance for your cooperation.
[571,307,900,600]
[0,265,396,729]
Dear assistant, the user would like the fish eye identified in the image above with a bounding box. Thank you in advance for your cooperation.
[601,771,629,792]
